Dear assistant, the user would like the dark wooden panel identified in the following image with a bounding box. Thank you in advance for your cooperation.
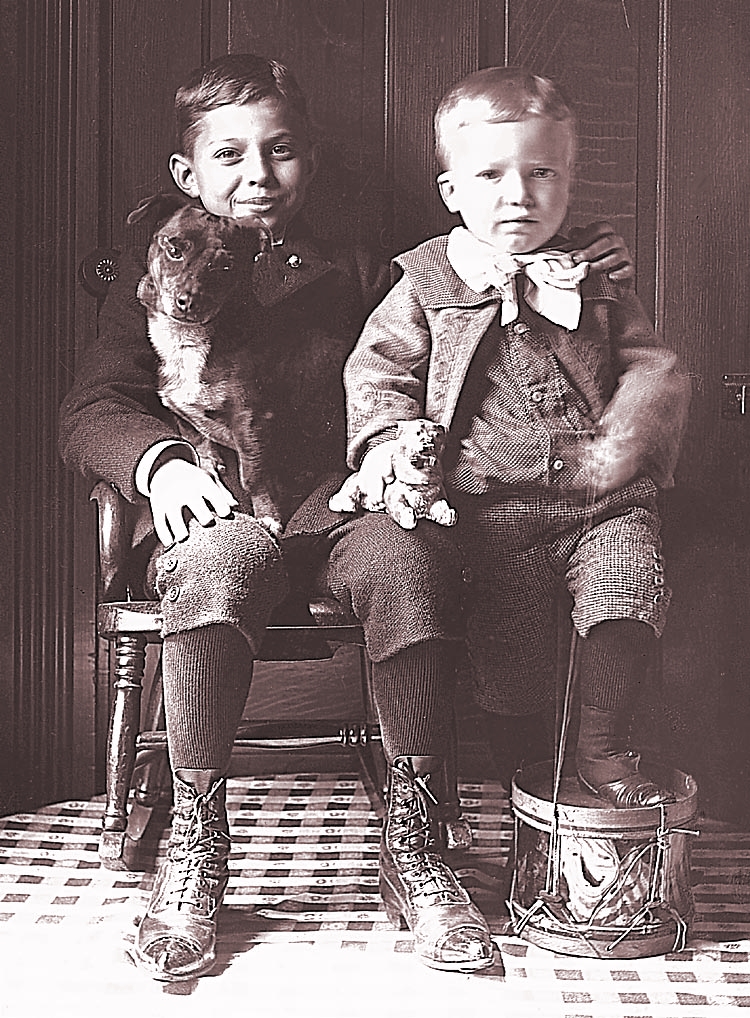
[656,0,750,823]
[11,0,85,807]
[386,0,480,252]
[223,0,388,250]
[0,0,19,813]
[504,0,643,257]
[109,0,204,249]
[659,1,750,496]
[72,2,108,802]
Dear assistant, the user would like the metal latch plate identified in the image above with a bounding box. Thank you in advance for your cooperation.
[722,374,750,418]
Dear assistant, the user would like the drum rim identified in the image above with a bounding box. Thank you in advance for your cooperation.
[510,760,699,835]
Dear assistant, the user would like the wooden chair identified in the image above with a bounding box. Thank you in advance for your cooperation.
[92,479,386,869]
[82,248,468,872]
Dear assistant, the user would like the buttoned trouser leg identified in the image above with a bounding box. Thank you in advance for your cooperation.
[564,503,670,792]
[453,480,670,716]
[324,512,466,760]
[152,513,289,773]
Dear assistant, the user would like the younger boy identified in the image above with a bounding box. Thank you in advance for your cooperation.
[337,66,690,806]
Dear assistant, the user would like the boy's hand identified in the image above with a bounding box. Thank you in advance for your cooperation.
[351,441,398,513]
[565,221,634,283]
[149,458,237,547]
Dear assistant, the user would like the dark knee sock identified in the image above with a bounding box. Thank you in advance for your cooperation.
[371,640,457,761]
[162,624,253,773]
[578,619,655,713]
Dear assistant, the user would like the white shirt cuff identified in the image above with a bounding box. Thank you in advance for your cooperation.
[135,440,198,497]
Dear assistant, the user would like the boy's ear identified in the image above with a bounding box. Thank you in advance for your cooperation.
[169,153,201,199]
[437,171,459,214]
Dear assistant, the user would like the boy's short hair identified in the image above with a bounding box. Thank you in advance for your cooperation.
[435,66,575,169]
[174,53,311,156]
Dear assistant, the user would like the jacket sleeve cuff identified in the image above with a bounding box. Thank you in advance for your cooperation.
[135,440,198,496]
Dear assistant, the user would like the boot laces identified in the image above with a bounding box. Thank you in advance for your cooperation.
[391,773,463,904]
[163,789,230,913]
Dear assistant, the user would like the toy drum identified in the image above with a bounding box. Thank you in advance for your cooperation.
[509,761,698,959]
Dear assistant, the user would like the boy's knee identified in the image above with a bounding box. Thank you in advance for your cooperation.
[155,513,288,653]
[348,513,462,593]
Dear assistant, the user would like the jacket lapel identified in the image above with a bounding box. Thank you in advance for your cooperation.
[426,304,500,426]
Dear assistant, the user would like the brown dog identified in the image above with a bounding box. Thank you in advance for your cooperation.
[129,195,283,537]
[329,419,457,529]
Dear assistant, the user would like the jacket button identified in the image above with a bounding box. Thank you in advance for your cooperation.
[286,253,302,268]
[166,586,181,602]
[531,390,544,403]
[162,555,178,572]
[513,321,530,335]
[552,458,564,471]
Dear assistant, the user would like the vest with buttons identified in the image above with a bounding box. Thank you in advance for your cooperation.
[447,283,600,494]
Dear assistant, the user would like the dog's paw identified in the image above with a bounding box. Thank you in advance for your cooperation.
[328,475,362,514]
[429,500,458,527]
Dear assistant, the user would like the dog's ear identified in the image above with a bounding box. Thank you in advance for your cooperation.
[127,192,192,228]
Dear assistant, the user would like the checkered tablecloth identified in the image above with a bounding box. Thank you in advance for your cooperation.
[0,775,748,1017]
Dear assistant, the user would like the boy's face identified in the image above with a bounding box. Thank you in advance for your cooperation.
[170,99,318,239]
[437,115,573,253]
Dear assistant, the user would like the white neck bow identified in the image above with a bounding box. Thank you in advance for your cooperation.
[447,226,589,329]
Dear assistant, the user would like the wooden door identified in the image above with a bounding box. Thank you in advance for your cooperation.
[10,0,749,816]
[656,0,750,820]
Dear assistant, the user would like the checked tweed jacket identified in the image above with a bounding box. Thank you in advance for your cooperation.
[344,233,690,494]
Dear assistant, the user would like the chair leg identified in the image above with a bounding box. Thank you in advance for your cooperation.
[356,647,387,815]
[100,632,146,869]
[132,655,172,809]
[126,655,173,853]
[439,710,473,851]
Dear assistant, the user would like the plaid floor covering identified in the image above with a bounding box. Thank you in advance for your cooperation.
[0,774,747,1018]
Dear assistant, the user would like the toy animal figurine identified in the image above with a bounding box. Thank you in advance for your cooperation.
[129,194,283,538]
[329,418,458,529]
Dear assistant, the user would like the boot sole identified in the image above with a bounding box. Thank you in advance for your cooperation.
[131,943,217,982]
[380,873,495,972]
[577,771,676,808]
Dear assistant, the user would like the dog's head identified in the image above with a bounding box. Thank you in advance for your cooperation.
[132,199,268,324]
[394,419,447,470]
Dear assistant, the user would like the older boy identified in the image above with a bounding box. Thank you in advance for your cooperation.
[336,67,690,808]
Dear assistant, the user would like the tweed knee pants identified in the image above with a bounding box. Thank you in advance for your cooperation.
[453,478,670,714]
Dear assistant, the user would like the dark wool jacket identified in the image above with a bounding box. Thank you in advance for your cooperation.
[59,222,389,547]
[344,234,691,491]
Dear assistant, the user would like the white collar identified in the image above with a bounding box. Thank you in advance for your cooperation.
[446,226,589,329]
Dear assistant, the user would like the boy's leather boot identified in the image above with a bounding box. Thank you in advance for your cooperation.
[576,705,676,808]
[380,756,494,971]
[134,771,230,981]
